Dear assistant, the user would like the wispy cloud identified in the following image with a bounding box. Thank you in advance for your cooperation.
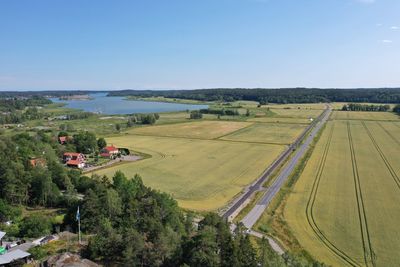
[356,0,375,3]
[390,26,399,30]
[381,39,393,43]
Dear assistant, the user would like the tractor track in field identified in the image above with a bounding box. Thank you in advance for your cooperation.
[305,123,360,267]
[376,122,400,146]
[347,122,376,267]
[362,122,400,190]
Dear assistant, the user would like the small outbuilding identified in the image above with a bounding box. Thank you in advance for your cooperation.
[0,231,5,247]
[0,249,31,266]
[100,145,119,158]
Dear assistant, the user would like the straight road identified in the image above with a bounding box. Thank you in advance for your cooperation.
[222,105,331,221]
[241,106,332,229]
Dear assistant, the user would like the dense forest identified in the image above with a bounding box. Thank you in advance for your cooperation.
[108,88,400,104]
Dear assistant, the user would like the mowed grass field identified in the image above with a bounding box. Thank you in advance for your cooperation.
[220,123,306,145]
[282,112,400,266]
[126,120,251,139]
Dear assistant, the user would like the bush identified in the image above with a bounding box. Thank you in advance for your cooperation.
[190,110,203,119]
[19,214,52,238]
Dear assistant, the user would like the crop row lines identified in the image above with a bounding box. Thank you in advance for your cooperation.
[305,123,360,267]
[362,122,400,190]
[347,122,376,267]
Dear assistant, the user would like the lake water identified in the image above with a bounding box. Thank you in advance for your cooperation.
[50,93,208,115]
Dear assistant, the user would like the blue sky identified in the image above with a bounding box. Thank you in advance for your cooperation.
[0,0,399,90]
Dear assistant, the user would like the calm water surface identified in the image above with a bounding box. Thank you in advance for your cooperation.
[50,93,208,115]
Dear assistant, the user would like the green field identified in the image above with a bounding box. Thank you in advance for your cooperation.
[280,115,400,266]
[126,120,251,139]
[248,116,311,124]
[220,123,306,145]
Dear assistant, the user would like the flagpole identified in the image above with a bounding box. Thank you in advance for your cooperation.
[78,215,81,245]
[77,206,81,245]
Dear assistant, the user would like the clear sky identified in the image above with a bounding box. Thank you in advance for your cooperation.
[0,0,399,90]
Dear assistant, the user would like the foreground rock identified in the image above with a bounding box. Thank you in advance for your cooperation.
[46,253,100,267]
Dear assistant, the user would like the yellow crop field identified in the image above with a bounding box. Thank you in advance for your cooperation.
[263,103,327,110]
[220,123,306,145]
[125,120,251,139]
[248,117,311,124]
[91,134,284,211]
[267,108,323,119]
[281,119,400,266]
[331,111,399,121]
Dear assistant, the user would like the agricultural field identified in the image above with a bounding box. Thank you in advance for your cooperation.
[331,110,399,121]
[264,107,323,119]
[127,120,251,139]
[280,114,400,266]
[263,103,327,110]
[248,117,311,124]
[220,123,306,145]
[90,134,284,211]
[88,104,321,211]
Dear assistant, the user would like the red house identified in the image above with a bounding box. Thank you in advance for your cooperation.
[29,158,46,168]
[63,152,85,169]
[100,145,119,158]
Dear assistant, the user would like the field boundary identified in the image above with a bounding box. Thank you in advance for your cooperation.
[124,132,288,146]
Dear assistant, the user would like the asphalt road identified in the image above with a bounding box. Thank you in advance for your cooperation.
[241,106,332,229]
[222,106,331,221]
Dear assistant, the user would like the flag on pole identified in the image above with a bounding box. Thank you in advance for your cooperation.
[76,206,80,221]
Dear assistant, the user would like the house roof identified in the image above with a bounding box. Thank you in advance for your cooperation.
[59,136,67,142]
[64,152,82,157]
[0,231,5,239]
[0,249,30,265]
[67,160,84,166]
[104,146,118,152]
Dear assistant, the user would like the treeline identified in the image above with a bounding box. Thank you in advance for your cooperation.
[126,113,160,127]
[394,104,400,115]
[341,103,391,112]
[0,91,101,98]
[0,96,51,112]
[0,107,45,124]
[108,88,400,104]
[200,108,240,116]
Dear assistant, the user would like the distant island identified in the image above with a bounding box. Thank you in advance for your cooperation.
[58,94,93,101]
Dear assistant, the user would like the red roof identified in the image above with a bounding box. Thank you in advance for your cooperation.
[104,146,118,152]
[67,160,83,166]
[100,152,111,157]
[64,152,82,157]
